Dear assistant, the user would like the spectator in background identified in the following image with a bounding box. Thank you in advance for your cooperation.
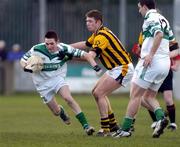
[0,40,7,61]
[7,44,24,61]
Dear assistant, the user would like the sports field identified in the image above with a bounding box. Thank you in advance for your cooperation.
[0,93,180,147]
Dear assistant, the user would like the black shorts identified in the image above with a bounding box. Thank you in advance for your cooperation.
[158,69,173,93]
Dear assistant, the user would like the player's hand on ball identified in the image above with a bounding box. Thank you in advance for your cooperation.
[24,55,43,73]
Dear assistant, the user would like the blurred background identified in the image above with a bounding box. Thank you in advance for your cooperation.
[0,0,180,99]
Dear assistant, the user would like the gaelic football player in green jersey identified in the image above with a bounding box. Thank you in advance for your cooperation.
[20,30,102,135]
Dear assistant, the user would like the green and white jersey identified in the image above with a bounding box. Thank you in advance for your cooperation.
[141,9,175,59]
[21,42,85,87]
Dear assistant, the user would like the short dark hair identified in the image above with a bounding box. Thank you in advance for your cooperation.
[139,0,156,9]
[85,9,103,23]
[45,30,58,41]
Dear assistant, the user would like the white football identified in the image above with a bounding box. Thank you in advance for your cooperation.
[26,55,43,72]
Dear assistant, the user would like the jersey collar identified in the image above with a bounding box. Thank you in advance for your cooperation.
[95,25,104,35]
[144,9,157,19]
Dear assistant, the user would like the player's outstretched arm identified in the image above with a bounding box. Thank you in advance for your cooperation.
[82,51,102,75]
[70,41,87,50]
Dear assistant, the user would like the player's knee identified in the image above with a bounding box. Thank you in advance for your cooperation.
[92,89,98,98]
[52,109,60,116]
[92,89,104,99]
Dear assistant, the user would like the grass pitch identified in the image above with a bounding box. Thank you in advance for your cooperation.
[0,93,180,147]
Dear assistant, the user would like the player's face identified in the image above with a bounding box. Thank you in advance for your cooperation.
[45,38,58,53]
[138,3,146,17]
[86,17,100,33]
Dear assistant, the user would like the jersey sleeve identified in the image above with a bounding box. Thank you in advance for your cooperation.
[91,34,108,56]
[60,43,85,58]
[146,17,162,37]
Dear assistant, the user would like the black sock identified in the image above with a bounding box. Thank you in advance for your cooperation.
[148,110,157,122]
[108,113,117,131]
[101,117,110,132]
[167,104,175,123]
[132,118,136,124]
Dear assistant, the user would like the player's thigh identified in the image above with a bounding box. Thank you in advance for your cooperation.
[93,72,107,91]
[58,85,72,100]
[94,73,121,95]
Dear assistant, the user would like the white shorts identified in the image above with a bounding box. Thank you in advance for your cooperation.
[106,63,134,87]
[35,76,68,103]
[132,57,170,91]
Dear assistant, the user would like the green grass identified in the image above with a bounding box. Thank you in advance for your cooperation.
[0,93,180,147]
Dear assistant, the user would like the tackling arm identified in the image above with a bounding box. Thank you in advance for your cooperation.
[70,41,88,50]
[82,51,97,67]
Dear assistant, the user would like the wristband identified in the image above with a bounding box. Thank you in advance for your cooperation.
[93,65,101,72]
[170,42,179,51]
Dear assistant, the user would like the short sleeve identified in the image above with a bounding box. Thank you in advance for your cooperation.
[92,34,108,50]
[146,18,162,37]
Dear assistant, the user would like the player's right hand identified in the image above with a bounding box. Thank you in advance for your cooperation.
[93,65,102,76]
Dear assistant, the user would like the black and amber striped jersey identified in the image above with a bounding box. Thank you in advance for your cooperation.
[86,26,132,70]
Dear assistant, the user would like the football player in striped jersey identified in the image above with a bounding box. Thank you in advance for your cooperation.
[71,10,134,136]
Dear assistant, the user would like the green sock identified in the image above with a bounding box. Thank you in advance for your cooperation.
[154,108,164,121]
[121,117,133,131]
[76,112,89,129]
